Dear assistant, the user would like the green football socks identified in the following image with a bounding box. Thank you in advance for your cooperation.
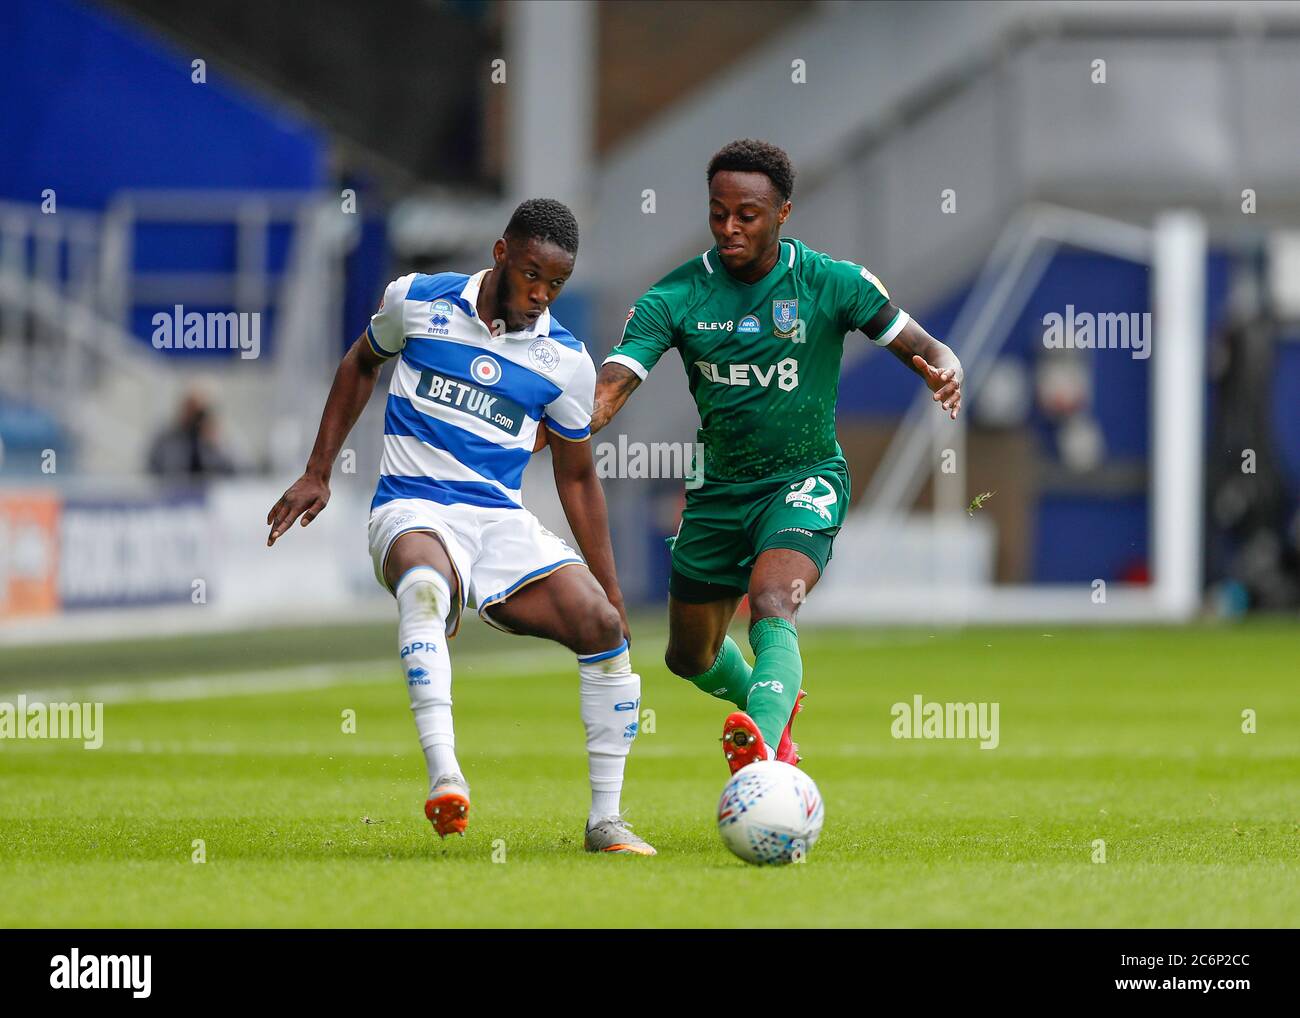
[685,636,752,709]
[745,616,802,749]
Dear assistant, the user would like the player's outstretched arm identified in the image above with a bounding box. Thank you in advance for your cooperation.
[548,432,630,642]
[266,334,386,546]
[881,318,964,421]
[590,362,641,434]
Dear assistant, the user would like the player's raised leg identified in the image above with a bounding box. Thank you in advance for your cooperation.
[383,529,470,838]
[739,547,820,766]
[485,563,654,855]
[717,472,843,772]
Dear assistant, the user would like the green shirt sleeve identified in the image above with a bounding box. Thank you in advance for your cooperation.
[604,289,677,379]
[827,258,891,334]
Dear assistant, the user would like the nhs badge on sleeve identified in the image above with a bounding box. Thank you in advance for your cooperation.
[772,299,798,338]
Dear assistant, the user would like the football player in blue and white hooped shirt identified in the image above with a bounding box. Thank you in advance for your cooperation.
[266,200,654,855]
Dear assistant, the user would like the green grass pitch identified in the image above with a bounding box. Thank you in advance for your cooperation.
[1,620,1297,927]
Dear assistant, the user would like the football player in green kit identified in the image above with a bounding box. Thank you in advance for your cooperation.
[590,139,964,773]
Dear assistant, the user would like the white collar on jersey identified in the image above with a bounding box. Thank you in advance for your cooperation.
[459,269,552,340]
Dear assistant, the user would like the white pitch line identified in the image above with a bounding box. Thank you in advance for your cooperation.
[13,649,580,706]
[3,732,1287,761]
[6,630,952,706]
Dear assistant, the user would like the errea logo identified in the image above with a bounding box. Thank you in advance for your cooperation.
[429,298,454,335]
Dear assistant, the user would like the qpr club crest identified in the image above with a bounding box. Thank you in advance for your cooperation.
[772,299,798,338]
[527,338,560,373]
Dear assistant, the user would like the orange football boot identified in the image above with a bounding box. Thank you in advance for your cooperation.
[424,774,470,838]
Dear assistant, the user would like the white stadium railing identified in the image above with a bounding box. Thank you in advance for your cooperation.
[806,206,1207,626]
[0,191,358,476]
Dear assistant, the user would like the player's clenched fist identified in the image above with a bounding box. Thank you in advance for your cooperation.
[266,473,330,546]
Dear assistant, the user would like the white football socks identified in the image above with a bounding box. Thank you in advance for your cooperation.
[395,567,460,787]
[577,640,641,826]
[396,572,640,824]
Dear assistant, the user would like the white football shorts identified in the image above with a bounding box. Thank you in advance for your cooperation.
[368,497,585,636]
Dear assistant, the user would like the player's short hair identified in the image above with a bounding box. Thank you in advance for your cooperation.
[707,139,795,203]
[504,198,579,255]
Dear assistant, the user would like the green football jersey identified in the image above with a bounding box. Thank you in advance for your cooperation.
[606,237,903,482]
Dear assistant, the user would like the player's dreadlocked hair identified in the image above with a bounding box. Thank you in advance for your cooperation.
[504,197,580,255]
[707,139,796,203]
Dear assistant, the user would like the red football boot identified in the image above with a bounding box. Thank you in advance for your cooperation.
[776,690,807,766]
[721,711,770,775]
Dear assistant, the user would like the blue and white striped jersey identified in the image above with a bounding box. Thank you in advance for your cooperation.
[366,270,595,512]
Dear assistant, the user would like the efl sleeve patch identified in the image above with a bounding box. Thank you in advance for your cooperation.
[607,292,675,376]
[832,258,891,334]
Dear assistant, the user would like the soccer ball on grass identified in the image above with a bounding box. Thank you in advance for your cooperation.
[716,760,824,865]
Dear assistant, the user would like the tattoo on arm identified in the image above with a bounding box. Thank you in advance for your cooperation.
[591,362,641,433]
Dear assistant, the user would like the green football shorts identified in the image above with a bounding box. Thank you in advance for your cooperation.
[667,455,851,603]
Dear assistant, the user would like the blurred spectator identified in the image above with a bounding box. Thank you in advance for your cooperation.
[147,388,239,478]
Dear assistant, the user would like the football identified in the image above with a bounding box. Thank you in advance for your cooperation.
[716,761,825,865]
